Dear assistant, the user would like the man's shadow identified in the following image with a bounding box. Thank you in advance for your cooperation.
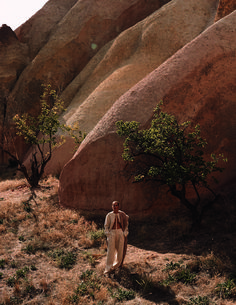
[109,266,178,304]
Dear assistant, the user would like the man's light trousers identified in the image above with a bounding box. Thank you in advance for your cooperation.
[105,228,124,274]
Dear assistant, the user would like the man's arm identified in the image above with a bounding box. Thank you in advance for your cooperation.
[120,212,129,237]
[124,215,129,237]
[104,213,111,236]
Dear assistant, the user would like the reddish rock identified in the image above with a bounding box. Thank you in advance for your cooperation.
[45,0,219,175]
[215,0,236,21]
[14,0,170,168]
[62,0,219,134]
[10,0,169,116]
[15,0,78,60]
[0,25,29,161]
[0,25,29,92]
[59,11,236,217]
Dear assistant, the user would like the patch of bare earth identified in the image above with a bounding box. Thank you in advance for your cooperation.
[0,177,236,304]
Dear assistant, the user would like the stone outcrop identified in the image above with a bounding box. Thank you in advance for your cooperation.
[58,11,236,216]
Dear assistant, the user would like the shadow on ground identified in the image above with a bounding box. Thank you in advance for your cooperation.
[108,266,179,305]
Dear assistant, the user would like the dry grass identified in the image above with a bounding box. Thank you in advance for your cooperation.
[0,176,236,304]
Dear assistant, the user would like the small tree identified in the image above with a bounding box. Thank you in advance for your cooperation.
[1,84,85,188]
[116,102,226,226]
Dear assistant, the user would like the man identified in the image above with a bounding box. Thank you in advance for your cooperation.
[104,201,129,275]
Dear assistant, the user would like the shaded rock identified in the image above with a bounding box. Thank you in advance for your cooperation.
[0,24,29,106]
[0,24,18,44]
[215,0,236,21]
[0,24,29,163]
[59,11,236,217]
[15,0,78,60]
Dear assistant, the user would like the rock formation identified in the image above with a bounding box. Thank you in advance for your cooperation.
[59,11,236,216]
[0,25,29,98]
[0,25,29,163]
[15,0,78,60]
[1,0,169,165]
[9,0,170,116]
[46,0,220,174]
[0,0,235,217]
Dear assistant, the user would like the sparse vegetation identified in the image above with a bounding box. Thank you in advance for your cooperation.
[187,295,211,305]
[116,101,227,226]
[48,249,77,269]
[109,287,136,301]
[0,176,235,304]
[1,84,85,188]
[215,279,236,299]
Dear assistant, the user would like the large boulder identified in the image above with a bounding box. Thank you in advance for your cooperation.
[45,0,219,174]
[58,11,236,217]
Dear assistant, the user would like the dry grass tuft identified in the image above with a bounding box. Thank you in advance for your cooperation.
[0,178,27,193]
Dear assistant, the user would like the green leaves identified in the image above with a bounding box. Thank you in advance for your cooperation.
[12,84,85,188]
[14,84,65,148]
[116,101,227,225]
[116,102,225,187]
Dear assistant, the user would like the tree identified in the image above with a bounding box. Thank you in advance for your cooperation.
[116,102,227,226]
[1,84,85,188]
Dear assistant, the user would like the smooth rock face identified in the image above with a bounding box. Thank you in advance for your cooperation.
[61,0,219,134]
[58,11,236,216]
[45,0,219,174]
[9,0,169,116]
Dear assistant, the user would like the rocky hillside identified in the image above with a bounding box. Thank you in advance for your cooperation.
[0,0,235,216]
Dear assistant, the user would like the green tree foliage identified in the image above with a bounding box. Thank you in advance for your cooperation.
[116,102,226,225]
[2,84,85,188]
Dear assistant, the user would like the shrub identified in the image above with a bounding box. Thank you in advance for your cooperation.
[89,228,106,246]
[116,102,226,226]
[109,287,135,302]
[1,84,85,188]
[6,276,16,287]
[23,244,36,255]
[187,295,211,305]
[18,235,25,242]
[16,267,29,279]
[48,249,77,269]
[174,268,196,285]
[161,262,196,286]
[215,279,236,299]
[0,259,6,269]
[163,261,181,272]
[68,270,101,302]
